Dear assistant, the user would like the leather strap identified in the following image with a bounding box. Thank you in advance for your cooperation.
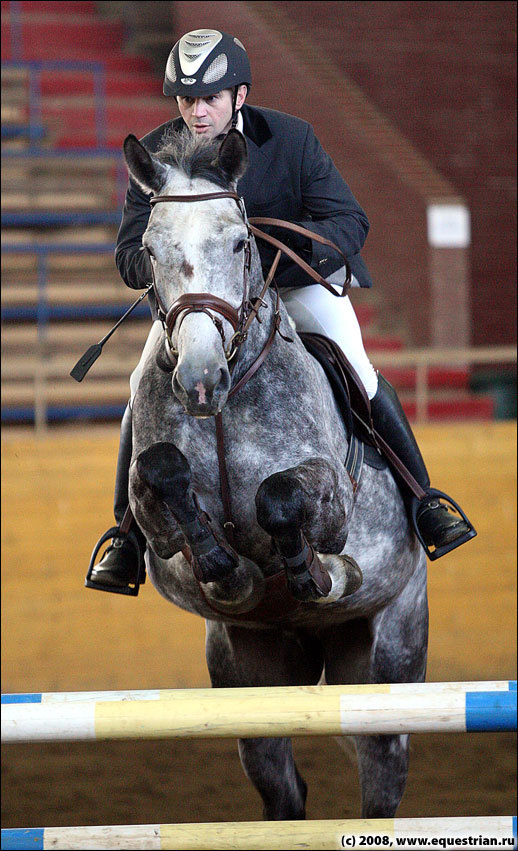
[215,412,235,545]
[369,431,427,501]
[150,191,243,206]
[119,504,135,535]
[248,218,351,296]
[166,292,241,336]
[228,311,281,399]
[150,192,352,301]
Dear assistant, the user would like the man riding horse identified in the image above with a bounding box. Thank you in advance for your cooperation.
[88,28,475,593]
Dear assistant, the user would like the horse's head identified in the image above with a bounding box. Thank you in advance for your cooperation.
[123,130,252,417]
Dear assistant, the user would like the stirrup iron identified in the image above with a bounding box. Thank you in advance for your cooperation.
[85,526,146,596]
[411,488,477,561]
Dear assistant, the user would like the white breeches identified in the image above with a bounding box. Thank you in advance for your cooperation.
[129,279,378,404]
[279,282,379,399]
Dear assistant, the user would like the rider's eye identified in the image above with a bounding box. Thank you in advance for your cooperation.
[233,239,246,253]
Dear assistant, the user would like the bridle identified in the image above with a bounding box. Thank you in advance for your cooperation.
[148,190,352,368]
[147,189,353,544]
[150,192,253,363]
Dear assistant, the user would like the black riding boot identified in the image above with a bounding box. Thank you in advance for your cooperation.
[370,374,476,560]
[86,403,147,593]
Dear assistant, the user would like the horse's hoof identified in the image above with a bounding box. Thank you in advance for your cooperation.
[202,556,266,614]
[285,572,330,602]
[340,554,363,597]
[311,553,363,603]
[284,545,333,602]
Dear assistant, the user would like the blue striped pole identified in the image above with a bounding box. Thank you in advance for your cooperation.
[2,681,516,743]
[1,816,516,850]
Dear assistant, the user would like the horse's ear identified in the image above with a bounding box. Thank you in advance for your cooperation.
[216,129,248,185]
[123,134,168,193]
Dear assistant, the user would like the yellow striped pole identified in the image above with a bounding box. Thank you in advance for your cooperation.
[2,682,516,743]
[2,816,516,850]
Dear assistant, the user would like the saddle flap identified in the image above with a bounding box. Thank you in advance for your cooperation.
[299,332,373,442]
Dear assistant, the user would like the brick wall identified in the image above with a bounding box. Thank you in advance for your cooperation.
[281,0,517,346]
[161,1,515,345]
[170,1,440,344]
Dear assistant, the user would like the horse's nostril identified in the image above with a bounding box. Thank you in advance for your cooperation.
[217,367,231,394]
[174,361,230,409]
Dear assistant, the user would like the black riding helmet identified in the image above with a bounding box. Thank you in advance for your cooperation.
[163,29,252,99]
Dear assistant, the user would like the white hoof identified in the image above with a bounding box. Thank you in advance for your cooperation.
[314,552,363,603]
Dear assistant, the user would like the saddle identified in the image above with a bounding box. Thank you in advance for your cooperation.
[299,332,387,487]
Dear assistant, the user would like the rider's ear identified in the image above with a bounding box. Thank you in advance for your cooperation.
[123,134,168,194]
[216,129,248,185]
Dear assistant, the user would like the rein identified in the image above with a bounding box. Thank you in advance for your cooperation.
[147,190,352,543]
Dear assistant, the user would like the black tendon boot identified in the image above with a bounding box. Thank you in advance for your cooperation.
[370,375,476,560]
[85,403,147,595]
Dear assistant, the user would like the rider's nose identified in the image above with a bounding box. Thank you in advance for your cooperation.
[192,99,206,117]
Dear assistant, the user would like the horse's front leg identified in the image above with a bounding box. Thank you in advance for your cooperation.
[131,442,264,612]
[256,458,363,602]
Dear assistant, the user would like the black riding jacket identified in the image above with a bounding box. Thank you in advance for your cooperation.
[115,104,373,319]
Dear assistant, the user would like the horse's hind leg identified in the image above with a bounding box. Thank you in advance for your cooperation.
[256,458,362,602]
[205,620,324,820]
[321,558,428,817]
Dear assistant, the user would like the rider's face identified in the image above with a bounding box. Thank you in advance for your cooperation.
[176,86,247,139]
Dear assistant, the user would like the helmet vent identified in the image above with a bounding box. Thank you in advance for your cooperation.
[178,30,223,75]
[165,54,176,83]
[202,53,228,84]
[233,37,246,50]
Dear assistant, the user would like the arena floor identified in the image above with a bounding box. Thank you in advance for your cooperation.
[1,422,516,828]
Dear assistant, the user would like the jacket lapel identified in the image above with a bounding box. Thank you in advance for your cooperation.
[238,105,273,196]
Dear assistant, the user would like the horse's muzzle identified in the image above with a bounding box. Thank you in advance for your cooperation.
[173,359,231,416]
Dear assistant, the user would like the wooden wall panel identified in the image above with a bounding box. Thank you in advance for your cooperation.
[1,423,516,692]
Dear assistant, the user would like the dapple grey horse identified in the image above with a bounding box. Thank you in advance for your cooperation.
[124,129,428,820]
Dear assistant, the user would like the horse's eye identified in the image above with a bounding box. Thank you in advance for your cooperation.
[233,239,246,254]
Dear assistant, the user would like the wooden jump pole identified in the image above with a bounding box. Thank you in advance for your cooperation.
[2,816,516,850]
[2,681,516,743]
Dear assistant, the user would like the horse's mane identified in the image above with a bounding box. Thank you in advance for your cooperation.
[156,129,231,190]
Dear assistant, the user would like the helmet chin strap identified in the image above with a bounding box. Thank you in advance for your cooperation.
[231,86,239,128]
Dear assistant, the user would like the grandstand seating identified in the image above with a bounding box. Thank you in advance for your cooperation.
[1,0,495,425]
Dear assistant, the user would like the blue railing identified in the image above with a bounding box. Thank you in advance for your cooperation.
[2,243,149,425]
[1,210,123,227]
[1,404,128,426]
[2,243,149,337]
[2,58,109,149]
[1,148,128,210]
[6,2,108,145]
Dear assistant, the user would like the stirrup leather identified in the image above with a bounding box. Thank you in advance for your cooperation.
[411,488,477,561]
[85,526,146,596]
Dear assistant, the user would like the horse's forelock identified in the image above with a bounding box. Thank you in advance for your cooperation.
[156,132,231,191]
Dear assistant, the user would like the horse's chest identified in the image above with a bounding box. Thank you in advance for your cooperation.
[172,410,312,497]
